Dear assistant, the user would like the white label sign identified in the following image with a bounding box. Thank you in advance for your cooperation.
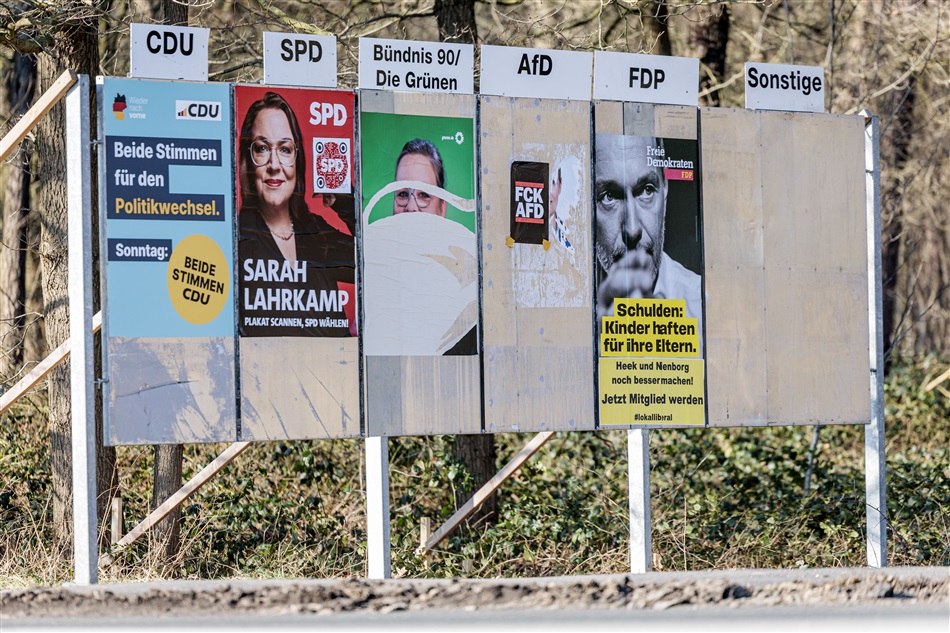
[263,32,337,88]
[745,62,825,113]
[358,37,474,94]
[480,45,592,101]
[593,51,698,106]
[129,23,209,81]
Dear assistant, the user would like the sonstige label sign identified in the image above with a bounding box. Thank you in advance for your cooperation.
[358,37,474,94]
[129,23,209,81]
[744,62,825,113]
[263,32,337,88]
[594,51,699,106]
[480,45,592,101]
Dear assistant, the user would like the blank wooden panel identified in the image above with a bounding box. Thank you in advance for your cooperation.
[760,112,868,273]
[764,268,870,424]
[361,90,481,437]
[701,108,768,426]
[107,337,235,445]
[481,95,594,433]
[703,108,870,427]
[365,356,481,436]
[760,112,869,425]
[241,338,360,440]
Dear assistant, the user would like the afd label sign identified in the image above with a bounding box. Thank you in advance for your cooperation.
[744,62,825,113]
[130,23,209,81]
[594,51,698,106]
[263,32,337,88]
[480,45,592,101]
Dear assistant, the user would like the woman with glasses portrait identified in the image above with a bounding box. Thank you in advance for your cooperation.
[237,91,354,337]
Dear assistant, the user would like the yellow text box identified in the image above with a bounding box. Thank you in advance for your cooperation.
[599,357,705,426]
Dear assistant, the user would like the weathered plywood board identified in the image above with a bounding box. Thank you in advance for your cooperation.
[701,108,768,425]
[240,338,360,440]
[702,108,870,426]
[481,95,594,433]
[107,337,235,444]
[360,90,481,437]
[759,111,869,425]
[236,86,360,442]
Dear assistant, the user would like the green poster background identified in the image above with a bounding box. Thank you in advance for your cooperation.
[360,112,475,232]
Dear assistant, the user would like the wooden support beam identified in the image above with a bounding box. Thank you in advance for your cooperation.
[101,441,251,566]
[0,70,77,162]
[418,431,555,556]
[110,497,124,546]
[0,312,101,415]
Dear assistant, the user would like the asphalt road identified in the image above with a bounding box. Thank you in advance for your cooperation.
[2,566,947,632]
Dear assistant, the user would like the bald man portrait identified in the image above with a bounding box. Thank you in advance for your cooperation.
[594,133,703,335]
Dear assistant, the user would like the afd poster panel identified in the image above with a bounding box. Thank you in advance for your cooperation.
[100,77,235,445]
[593,123,706,428]
[234,85,359,440]
[359,91,480,436]
[480,95,594,433]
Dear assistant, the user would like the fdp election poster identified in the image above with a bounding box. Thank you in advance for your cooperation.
[101,77,235,444]
[234,85,356,338]
[360,111,477,357]
[594,134,705,426]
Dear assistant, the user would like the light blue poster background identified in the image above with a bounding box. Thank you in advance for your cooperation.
[101,78,234,338]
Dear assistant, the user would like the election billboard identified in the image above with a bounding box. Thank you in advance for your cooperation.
[593,102,705,427]
[359,91,480,436]
[100,77,236,444]
[234,85,360,440]
[480,95,595,433]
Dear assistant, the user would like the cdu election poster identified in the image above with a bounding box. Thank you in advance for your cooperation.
[100,77,236,445]
[102,78,234,338]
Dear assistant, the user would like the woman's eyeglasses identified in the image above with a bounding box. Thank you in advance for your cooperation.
[250,139,297,167]
[394,188,433,209]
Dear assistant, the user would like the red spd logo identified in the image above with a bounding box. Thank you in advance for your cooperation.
[312,138,351,194]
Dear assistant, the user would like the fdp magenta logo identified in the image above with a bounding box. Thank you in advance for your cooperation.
[175,100,221,121]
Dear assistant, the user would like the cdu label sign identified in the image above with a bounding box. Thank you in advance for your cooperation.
[130,23,209,81]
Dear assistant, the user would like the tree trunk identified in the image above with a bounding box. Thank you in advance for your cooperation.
[644,1,673,56]
[434,0,477,43]
[149,0,188,564]
[879,84,914,370]
[687,4,730,107]
[433,0,498,527]
[0,51,36,383]
[35,16,116,551]
[151,443,183,562]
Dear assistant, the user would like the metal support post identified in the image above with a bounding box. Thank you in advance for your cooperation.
[864,115,886,567]
[365,436,391,578]
[628,428,652,573]
[66,74,98,584]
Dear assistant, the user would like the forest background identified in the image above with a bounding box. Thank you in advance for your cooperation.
[0,0,947,583]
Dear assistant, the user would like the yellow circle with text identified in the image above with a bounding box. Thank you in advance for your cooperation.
[166,234,230,325]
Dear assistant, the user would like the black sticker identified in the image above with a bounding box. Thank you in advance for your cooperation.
[509,161,549,245]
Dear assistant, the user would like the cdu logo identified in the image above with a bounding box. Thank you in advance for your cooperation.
[175,100,221,121]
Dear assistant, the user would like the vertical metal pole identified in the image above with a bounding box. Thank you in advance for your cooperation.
[66,74,97,585]
[628,428,652,573]
[864,115,886,568]
[365,436,391,578]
